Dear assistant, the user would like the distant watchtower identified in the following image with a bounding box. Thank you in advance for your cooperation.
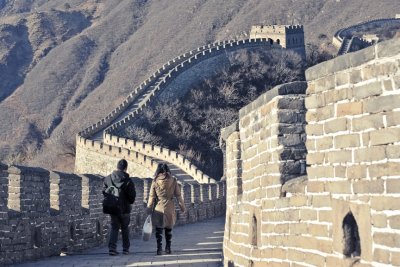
[250,25,306,57]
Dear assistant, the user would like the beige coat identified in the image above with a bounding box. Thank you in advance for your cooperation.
[147,173,185,229]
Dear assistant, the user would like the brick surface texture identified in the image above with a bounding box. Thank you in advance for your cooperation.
[223,38,400,267]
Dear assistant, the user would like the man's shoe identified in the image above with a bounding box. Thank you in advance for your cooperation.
[165,247,171,254]
[109,250,119,256]
[156,249,163,256]
[122,250,129,255]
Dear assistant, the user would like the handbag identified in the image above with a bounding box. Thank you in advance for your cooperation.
[142,215,152,241]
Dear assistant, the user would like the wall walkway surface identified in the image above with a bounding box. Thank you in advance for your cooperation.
[13,217,225,267]
[223,37,400,266]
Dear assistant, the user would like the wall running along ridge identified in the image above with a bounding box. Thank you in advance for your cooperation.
[333,18,400,55]
[222,37,400,266]
[0,164,225,266]
[77,40,238,138]
[75,39,274,184]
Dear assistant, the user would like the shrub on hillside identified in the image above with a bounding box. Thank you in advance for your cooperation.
[120,48,306,179]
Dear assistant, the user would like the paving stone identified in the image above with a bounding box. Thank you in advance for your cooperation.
[13,217,225,267]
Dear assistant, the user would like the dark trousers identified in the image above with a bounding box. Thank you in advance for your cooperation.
[109,213,130,251]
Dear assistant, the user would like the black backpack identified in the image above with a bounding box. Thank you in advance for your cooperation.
[102,179,124,215]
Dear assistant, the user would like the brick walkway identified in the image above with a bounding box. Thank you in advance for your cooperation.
[14,217,225,267]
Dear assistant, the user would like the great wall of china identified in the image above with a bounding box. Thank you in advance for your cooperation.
[223,37,400,266]
[75,38,278,184]
[333,17,400,55]
[1,21,400,266]
[1,35,284,267]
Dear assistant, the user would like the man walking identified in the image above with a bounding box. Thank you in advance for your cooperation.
[103,159,136,255]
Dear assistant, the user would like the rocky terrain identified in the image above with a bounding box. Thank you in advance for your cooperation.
[0,0,399,171]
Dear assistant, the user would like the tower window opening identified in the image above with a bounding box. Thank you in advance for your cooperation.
[342,212,361,257]
[228,216,232,240]
[251,215,258,247]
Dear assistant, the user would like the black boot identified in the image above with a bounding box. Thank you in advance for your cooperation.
[165,228,172,254]
[155,228,163,255]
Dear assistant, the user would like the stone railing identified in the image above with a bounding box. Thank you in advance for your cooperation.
[0,164,226,266]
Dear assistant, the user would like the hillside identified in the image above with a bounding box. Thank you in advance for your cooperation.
[0,0,399,171]
[119,48,305,178]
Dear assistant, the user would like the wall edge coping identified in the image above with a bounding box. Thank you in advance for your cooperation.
[239,81,307,118]
[220,121,239,142]
[50,171,81,180]
[281,175,307,194]
[8,165,50,175]
[306,37,400,81]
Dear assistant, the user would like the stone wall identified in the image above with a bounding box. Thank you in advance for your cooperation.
[222,81,308,267]
[223,37,400,267]
[103,39,272,138]
[75,136,156,178]
[77,40,238,139]
[76,39,273,184]
[249,25,305,56]
[333,17,400,55]
[305,37,400,266]
[0,164,226,266]
[102,134,215,183]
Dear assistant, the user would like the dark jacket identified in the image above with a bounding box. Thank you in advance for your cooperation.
[103,170,136,214]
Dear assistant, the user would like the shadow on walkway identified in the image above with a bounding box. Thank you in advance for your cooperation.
[14,217,225,267]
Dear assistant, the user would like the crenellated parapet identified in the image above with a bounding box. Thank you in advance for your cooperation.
[102,39,272,137]
[76,38,274,185]
[75,135,157,178]
[0,163,8,221]
[222,81,308,266]
[77,40,239,139]
[333,17,400,55]
[0,165,107,265]
[251,25,304,35]
[7,166,51,217]
[103,134,215,184]
[249,25,305,57]
[0,163,226,266]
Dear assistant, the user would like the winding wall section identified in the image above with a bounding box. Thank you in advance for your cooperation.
[333,17,400,55]
[76,38,274,183]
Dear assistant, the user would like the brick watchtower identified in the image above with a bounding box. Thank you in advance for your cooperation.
[250,24,306,57]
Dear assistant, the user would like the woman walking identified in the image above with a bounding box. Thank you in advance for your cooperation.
[147,163,186,255]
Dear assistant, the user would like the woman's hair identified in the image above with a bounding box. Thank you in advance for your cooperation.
[154,163,170,178]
